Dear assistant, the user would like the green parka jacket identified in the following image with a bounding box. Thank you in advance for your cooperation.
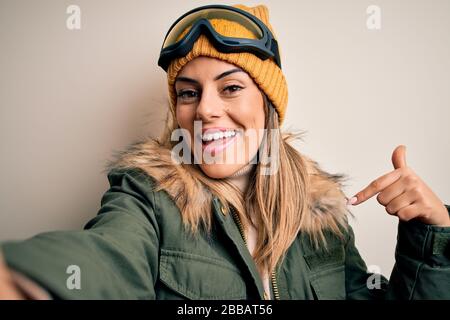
[1,138,449,299]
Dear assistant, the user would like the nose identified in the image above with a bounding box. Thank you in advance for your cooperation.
[195,88,225,122]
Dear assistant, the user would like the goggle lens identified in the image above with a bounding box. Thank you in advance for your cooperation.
[162,8,264,49]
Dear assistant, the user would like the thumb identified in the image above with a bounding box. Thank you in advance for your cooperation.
[392,145,407,169]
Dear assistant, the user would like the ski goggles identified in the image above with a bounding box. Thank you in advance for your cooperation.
[158,4,282,72]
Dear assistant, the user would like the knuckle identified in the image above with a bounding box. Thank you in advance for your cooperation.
[421,201,433,214]
[356,191,364,201]
[404,214,414,221]
[421,210,431,221]
[370,180,380,190]
[411,186,423,198]
[405,175,418,186]
[397,211,409,221]
[385,205,395,215]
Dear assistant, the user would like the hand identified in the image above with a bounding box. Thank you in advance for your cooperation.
[0,252,26,300]
[347,145,450,227]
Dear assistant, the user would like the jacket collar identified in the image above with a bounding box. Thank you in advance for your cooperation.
[105,137,350,225]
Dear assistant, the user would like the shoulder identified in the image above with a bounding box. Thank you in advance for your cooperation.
[104,166,161,208]
[107,166,157,188]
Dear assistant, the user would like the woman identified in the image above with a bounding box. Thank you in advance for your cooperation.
[0,4,449,300]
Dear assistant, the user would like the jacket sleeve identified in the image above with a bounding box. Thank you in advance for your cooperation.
[345,204,450,299]
[0,167,160,299]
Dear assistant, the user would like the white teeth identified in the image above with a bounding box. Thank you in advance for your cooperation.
[201,130,236,142]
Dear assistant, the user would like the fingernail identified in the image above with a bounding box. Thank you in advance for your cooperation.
[347,196,357,206]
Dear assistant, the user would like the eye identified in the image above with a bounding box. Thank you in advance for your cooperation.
[177,90,199,100]
[223,85,243,94]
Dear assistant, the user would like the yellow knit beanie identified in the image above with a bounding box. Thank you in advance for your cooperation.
[166,4,288,124]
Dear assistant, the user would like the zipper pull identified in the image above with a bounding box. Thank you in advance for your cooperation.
[220,204,227,216]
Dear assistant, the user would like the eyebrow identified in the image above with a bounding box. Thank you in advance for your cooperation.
[174,68,244,85]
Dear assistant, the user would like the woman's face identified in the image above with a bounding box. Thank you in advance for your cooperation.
[175,57,265,179]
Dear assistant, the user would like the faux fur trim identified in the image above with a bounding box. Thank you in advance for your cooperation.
[104,136,351,236]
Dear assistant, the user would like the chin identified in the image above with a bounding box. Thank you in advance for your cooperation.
[199,163,241,179]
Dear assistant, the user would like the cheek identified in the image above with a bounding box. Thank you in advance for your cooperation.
[233,97,265,129]
[176,105,196,129]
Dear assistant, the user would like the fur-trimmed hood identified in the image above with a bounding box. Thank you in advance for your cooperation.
[104,136,351,235]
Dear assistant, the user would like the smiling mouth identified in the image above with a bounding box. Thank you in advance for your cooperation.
[201,129,237,144]
[197,129,241,155]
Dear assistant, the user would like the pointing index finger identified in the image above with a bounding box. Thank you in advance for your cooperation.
[351,169,402,205]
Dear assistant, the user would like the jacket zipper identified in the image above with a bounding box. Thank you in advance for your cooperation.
[229,206,280,300]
